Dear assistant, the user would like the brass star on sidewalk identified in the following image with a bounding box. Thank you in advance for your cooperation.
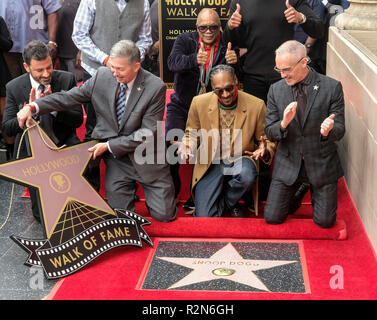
[0,123,115,238]
[157,243,297,292]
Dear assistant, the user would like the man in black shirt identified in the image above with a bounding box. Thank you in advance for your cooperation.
[223,0,324,103]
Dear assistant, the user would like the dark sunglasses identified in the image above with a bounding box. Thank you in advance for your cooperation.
[213,85,235,96]
[197,25,220,33]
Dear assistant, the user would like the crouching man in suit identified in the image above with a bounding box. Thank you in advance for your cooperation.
[2,40,83,222]
[264,40,345,228]
[16,40,176,223]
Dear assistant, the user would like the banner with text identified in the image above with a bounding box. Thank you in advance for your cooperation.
[159,0,231,85]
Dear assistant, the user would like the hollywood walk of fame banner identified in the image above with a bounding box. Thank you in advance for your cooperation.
[0,122,153,280]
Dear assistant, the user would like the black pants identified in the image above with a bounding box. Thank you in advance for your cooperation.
[242,73,281,201]
[242,73,281,104]
[264,160,338,228]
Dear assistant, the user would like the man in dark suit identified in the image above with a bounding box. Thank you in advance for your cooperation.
[264,40,345,228]
[2,40,83,222]
[17,40,176,223]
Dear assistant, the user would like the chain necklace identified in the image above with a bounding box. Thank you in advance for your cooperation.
[220,109,236,129]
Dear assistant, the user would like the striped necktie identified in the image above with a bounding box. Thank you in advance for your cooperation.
[38,84,46,95]
[116,83,127,126]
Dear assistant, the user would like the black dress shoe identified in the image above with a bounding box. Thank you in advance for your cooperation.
[183,197,195,211]
[230,204,246,218]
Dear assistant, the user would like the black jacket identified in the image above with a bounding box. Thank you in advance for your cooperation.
[223,0,325,79]
[0,16,12,97]
[2,70,83,158]
[265,70,345,187]
[167,31,239,110]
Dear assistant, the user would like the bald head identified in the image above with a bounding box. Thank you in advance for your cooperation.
[197,8,221,26]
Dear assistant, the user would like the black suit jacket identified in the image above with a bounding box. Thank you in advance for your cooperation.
[0,16,12,96]
[2,70,83,158]
[265,70,345,188]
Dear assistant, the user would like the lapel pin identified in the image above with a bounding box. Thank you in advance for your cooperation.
[137,87,141,92]
[313,85,319,91]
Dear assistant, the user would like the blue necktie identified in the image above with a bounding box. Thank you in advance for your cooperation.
[116,83,127,126]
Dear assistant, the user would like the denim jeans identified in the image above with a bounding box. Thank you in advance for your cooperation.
[194,157,257,217]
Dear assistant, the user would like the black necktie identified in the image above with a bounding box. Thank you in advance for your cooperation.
[295,82,307,127]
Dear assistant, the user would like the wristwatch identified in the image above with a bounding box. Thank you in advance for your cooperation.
[48,40,58,47]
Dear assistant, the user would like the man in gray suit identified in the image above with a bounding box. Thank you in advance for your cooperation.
[264,40,345,228]
[17,40,176,223]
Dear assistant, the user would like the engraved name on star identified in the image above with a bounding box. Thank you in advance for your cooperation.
[157,243,297,292]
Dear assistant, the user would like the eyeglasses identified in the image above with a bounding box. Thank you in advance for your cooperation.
[213,85,235,96]
[274,56,310,74]
[197,25,220,33]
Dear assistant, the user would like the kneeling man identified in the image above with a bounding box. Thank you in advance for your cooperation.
[16,40,176,223]
[175,65,275,217]
[264,40,345,228]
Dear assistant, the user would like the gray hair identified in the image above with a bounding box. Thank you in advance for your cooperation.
[275,40,306,60]
[209,64,236,84]
[110,40,140,64]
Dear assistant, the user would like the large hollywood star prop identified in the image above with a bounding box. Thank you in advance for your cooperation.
[0,122,152,279]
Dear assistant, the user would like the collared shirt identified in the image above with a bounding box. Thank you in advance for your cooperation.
[292,68,313,101]
[29,74,57,116]
[72,0,152,76]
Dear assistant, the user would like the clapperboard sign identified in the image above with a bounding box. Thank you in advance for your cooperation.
[0,122,153,280]
[159,0,231,86]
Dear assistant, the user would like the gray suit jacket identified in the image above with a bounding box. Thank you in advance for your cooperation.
[265,70,345,188]
[35,67,167,182]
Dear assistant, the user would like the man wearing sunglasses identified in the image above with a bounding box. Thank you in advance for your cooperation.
[174,65,275,218]
[264,40,345,228]
[166,8,239,210]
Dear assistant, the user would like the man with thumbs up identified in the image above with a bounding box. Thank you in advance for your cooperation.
[264,40,345,228]
[224,0,324,103]
[165,8,240,205]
